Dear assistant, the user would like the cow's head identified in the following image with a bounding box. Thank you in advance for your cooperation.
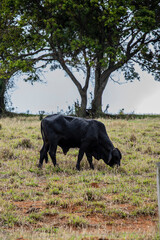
[106,148,122,167]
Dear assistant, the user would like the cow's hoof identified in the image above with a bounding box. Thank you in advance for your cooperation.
[76,165,80,171]
[54,164,60,168]
[37,163,42,169]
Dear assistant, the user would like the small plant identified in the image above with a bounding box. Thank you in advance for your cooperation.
[49,187,62,195]
[83,188,103,201]
[119,108,125,115]
[39,111,45,120]
[35,226,59,234]
[35,191,44,196]
[0,202,20,227]
[131,204,157,216]
[84,189,95,201]
[68,215,89,228]
[145,146,152,154]
[0,212,20,227]
[27,212,43,223]
[113,193,130,204]
[107,208,128,219]
[0,148,14,160]
[41,208,59,217]
[59,199,70,209]
[26,180,38,187]
[130,134,137,142]
[46,197,61,206]
[16,139,32,148]
[131,195,142,207]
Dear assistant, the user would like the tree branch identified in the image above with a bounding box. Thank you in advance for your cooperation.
[83,49,90,92]
[57,49,83,95]
[17,48,50,59]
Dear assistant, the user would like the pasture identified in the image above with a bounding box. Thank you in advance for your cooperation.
[0,115,160,239]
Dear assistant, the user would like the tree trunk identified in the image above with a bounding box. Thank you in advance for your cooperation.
[92,72,110,117]
[0,79,6,114]
[75,91,87,117]
[92,91,103,116]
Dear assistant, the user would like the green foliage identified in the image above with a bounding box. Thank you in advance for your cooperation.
[0,200,20,227]
[0,212,20,227]
[27,212,43,223]
[68,215,89,228]
[131,204,157,217]
[35,226,59,234]
[39,111,45,120]
[0,147,15,160]
[1,0,160,115]
[15,138,33,149]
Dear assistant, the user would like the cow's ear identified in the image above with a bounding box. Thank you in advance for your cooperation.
[115,148,122,159]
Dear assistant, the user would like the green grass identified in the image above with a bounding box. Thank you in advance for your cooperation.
[0,115,160,239]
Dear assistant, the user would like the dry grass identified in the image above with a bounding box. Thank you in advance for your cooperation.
[0,115,160,239]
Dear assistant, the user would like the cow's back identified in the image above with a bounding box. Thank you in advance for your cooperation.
[42,114,67,134]
[42,114,98,144]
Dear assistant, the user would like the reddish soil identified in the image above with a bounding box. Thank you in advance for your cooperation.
[13,199,158,235]
[14,200,46,214]
[16,238,29,240]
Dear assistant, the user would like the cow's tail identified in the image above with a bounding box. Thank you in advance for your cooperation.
[41,121,45,142]
[41,121,49,163]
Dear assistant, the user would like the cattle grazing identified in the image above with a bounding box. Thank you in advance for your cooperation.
[38,114,122,170]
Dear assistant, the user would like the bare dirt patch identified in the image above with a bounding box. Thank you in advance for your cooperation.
[16,238,29,240]
[13,199,157,235]
[14,201,46,214]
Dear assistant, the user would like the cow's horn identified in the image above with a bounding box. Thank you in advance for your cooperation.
[108,151,112,163]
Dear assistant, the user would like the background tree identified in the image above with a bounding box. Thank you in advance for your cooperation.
[3,0,160,116]
[0,0,46,114]
[0,0,27,114]
[0,0,16,113]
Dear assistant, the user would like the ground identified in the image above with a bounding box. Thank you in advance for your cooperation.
[0,116,160,239]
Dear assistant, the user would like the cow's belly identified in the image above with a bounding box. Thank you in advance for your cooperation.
[58,138,81,149]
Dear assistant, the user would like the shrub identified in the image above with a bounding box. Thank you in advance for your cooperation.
[39,111,45,120]
[130,134,137,142]
[16,139,32,148]
[0,148,14,160]
[68,216,88,228]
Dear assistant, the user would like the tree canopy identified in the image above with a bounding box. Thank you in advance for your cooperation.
[1,0,160,116]
[0,0,46,113]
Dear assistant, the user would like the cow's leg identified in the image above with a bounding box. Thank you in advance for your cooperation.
[49,144,57,167]
[44,143,49,163]
[76,148,85,171]
[86,153,94,170]
[38,144,47,168]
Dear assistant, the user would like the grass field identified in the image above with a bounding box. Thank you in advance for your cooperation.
[0,115,160,240]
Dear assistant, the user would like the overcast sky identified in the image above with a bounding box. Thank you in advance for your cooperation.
[9,66,160,115]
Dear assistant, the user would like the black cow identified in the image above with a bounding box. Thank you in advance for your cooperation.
[38,114,122,170]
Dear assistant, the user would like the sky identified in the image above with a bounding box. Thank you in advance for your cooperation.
[9,66,160,115]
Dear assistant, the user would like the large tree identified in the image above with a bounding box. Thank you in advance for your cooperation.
[0,0,16,113]
[0,0,46,114]
[0,0,28,113]
[4,0,160,116]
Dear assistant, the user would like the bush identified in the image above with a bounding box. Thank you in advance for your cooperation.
[16,139,32,148]
[0,148,14,160]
